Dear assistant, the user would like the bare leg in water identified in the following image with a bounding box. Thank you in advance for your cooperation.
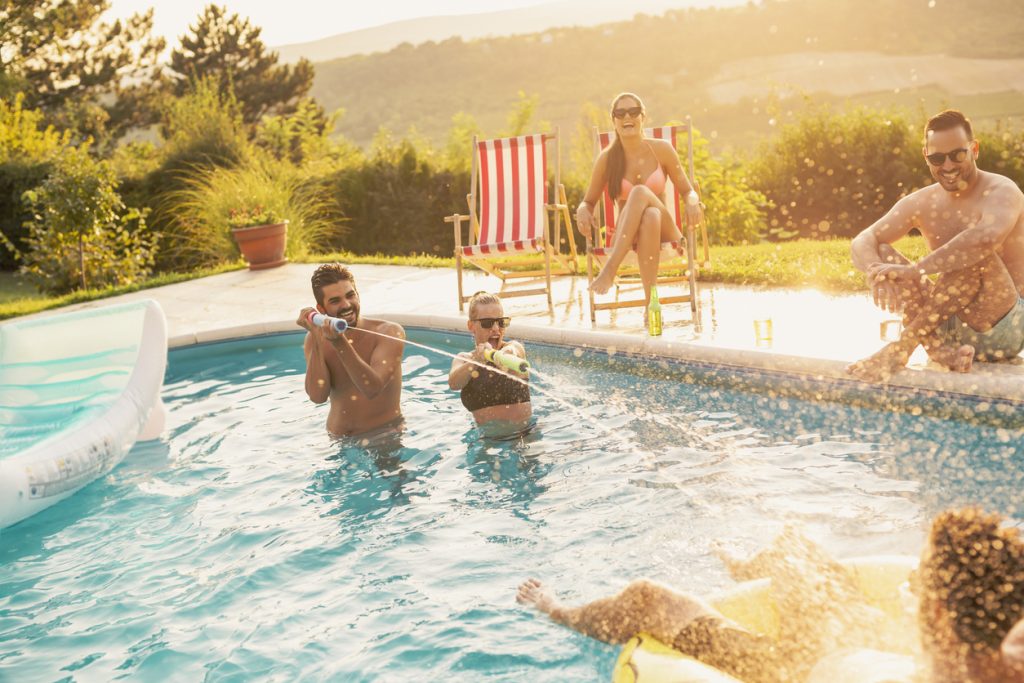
[516,577,715,645]
[847,253,1017,381]
[591,185,682,302]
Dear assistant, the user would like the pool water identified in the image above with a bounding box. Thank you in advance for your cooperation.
[1,329,1021,681]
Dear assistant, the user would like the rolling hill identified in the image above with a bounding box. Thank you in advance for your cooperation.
[274,0,740,63]
[307,0,1024,152]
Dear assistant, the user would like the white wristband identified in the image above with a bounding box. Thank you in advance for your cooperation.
[686,190,699,207]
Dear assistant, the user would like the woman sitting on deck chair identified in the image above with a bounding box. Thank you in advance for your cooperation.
[576,92,704,309]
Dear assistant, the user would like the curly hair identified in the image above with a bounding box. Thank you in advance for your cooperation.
[920,507,1024,651]
[311,263,355,306]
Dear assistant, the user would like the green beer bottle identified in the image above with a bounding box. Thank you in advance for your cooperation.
[647,286,663,336]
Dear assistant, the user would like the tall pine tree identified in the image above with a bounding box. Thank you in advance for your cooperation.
[0,0,165,142]
[168,5,315,126]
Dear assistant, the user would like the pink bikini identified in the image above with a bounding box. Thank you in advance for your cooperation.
[618,164,666,201]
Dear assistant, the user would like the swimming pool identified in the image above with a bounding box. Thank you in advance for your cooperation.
[1,329,1021,681]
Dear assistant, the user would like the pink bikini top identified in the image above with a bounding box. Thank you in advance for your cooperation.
[619,165,666,201]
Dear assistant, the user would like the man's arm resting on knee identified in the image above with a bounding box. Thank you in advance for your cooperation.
[851,198,918,272]
[330,323,405,399]
[914,187,1022,274]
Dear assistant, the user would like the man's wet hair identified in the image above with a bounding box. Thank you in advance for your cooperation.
[921,507,1024,651]
[311,263,356,306]
[467,291,501,318]
[925,109,973,142]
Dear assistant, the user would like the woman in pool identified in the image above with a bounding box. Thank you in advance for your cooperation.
[517,508,1024,682]
[576,92,704,305]
[448,292,531,436]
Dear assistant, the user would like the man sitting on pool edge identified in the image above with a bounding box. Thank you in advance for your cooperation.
[848,109,1024,381]
[296,263,405,437]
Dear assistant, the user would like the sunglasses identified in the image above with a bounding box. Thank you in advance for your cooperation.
[472,317,511,329]
[612,106,643,119]
[925,147,970,166]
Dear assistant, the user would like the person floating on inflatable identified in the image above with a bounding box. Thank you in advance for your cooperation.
[517,508,1024,683]
[448,291,532,438]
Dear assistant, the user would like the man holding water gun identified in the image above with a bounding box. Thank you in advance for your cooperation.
[297,263,405,437]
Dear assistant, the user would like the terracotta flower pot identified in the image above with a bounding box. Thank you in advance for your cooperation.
[231,221,288,270]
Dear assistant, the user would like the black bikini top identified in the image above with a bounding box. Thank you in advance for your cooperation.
[460,359,530,412]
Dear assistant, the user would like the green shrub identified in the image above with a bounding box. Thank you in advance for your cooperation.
[162,155,338,269]
[256,98,361,172]
[329,137,468,255]
[11,146,156,294]
[690,128,767,245]
[0,93,74,268]
[142,78,252,270]
[748,105,928,240]
[978,124,1024,190]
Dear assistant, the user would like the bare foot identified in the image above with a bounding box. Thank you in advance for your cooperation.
[516,578,561,616]
[591,269,614,295]
[674,242,688,261]
[845,342,910,382]
[926,344,975,373]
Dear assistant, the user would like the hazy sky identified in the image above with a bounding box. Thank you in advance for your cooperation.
[106,1,555,47]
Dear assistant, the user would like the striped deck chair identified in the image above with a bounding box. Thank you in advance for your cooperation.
[585,121,706,325]
[445,130,577,313]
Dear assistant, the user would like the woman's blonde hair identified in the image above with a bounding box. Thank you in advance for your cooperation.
[468,291,502,319]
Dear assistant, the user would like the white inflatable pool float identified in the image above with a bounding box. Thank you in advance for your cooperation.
[0,299,167,529]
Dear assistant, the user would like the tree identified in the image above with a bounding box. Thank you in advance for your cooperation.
[15,146,156,294]
[168,5,315,126]
[0,1,165,143]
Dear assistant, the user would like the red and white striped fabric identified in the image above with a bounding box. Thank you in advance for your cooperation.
[461,237,543,257]
[597,126,681,248]
[471,134,548,255]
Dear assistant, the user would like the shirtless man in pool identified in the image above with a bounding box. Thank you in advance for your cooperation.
[296,263,405,436]
[847,109,1024,381]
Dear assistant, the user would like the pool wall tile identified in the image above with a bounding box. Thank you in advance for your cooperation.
[171,317,1024,415]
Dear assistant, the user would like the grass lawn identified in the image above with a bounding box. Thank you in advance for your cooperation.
[0,263,245,321]
[0,270,39,305]
[0,236,928,321]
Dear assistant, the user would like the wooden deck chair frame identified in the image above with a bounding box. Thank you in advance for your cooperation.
[445,129,578,314]
[584,120,706,325]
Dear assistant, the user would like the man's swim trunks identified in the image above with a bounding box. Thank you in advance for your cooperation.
[938,296,1024,361]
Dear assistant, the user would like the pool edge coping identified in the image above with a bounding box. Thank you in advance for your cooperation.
[168,313,1024,406]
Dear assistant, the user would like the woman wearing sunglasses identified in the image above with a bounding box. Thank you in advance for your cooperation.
[577,92,704,306]
[448,291,531,436]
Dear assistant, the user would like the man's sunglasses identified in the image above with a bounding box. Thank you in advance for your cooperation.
[612,106,643,119]
[925,148,970,166]
[472,317,511,329]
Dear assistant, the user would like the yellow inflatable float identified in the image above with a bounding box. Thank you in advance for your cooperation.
[612,555,920,683]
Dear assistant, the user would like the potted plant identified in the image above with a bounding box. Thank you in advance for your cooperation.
[228,205,288,270]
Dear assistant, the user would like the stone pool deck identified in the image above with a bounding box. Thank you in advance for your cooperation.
[7,263,1024,407]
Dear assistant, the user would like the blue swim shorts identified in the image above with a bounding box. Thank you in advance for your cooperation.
[938,297,1024,361]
